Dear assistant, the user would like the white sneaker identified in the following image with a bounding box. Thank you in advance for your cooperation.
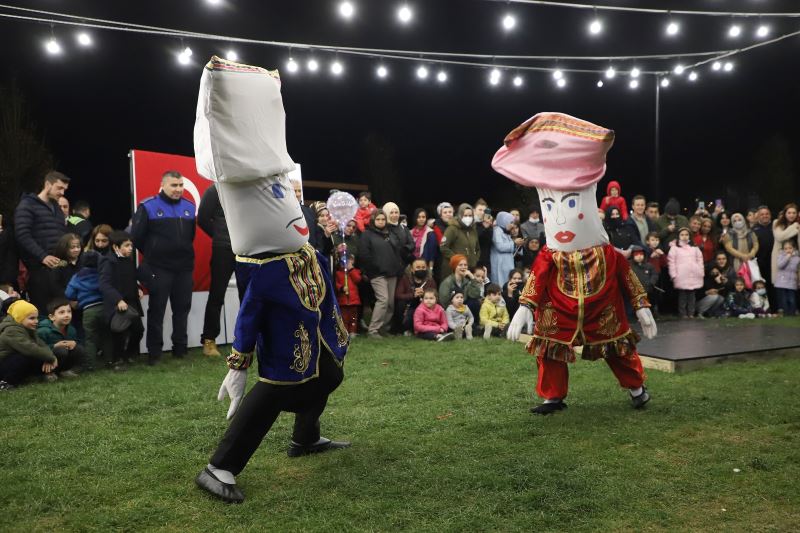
[483,325,493,340]
[436,332,454,342]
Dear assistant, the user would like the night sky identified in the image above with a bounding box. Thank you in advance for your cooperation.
[1,0,799,228]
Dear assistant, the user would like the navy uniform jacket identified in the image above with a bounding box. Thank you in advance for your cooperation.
[131,191,196,272]
[227,243,349,384]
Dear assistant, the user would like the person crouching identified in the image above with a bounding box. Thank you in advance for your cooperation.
[0,300,61,389]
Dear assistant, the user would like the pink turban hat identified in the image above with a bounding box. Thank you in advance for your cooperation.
[491,112,615,191]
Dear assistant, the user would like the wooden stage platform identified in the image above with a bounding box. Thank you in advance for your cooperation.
[519,320,800,373]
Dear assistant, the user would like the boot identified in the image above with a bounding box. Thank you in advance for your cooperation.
[203,339,221,357]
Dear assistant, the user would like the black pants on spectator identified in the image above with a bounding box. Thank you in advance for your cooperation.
[146,266,193,356]
[210,350,344,476]
[111,317,144,363]
[0,353,42,385]
[25,263,52,315]
[53,345,85,372]
[201,246,244,342]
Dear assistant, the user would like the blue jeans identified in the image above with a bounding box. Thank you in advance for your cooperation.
[775,288,798,315]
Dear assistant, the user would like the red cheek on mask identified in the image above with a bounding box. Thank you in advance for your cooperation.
[543,217,547,224]
[578,213,584,220]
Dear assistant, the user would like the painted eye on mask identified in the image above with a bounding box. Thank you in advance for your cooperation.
[568,199,576,208]
[271,183,285,199]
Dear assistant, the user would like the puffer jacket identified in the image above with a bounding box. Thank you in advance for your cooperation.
[0,315,56,363]
[440,203,480,276]
[775,251,800,290]
[598,180,629,220]
[36,318,78,349]
[65,266,103,310]
[668,242,704,290]
[14,193,66,264]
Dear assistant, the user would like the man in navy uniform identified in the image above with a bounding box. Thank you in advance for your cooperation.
[131,170,196,364]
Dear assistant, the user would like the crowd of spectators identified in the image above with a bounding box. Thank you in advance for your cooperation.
[1,168,798,390]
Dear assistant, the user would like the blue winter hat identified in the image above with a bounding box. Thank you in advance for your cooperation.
[496,211,514,230]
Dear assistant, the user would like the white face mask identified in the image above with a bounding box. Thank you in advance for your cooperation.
[536,184,609,252]
[461,216,474,227]
[756,288,767,296]
[732,219,746,230]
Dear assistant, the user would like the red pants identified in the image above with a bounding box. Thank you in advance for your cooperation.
[340,305,360,334]
[536,354,645,400]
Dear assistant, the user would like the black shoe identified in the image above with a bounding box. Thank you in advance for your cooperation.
[147,353,161,366]
[631,387,650,409]
[287,438,351,458]
[195,467,244,504]
[172,347,187,359]
[530,401,568,415]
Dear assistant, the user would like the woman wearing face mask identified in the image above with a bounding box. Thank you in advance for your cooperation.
[604,206,640,258]
[359,210,406,338]
[722,212,759,272]
[439,203,480,278]
[490,211,516,286]
[667,227,705,318]
[395,258,438,335]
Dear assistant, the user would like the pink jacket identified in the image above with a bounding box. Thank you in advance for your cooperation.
[413,303,448,334]
[668,242,704,290]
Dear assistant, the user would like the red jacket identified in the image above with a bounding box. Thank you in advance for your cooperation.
[413,303,448,334]
[354,204,377,233]
[519,244,649,362]
[598,180,629,220]
[692,233,716,263]
[335,267,362,306]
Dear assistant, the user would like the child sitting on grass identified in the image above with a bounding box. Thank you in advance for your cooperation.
[446,291,474,340]
[0,300,60,389]
[334,252,362,337]
[479,283,509,339]
[749,279,771,317]
[65,251,106,371]
[413,288,453,342]
[37,298,85,376]
[726,277,755,319]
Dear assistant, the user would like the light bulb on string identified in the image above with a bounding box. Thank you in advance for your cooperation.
[723,62,734,72]
[376,65,388,78]
[712,61,722,71]
[331,60,344,76]
[513,75,523,87]
[596,80,604,88]
[225,50,238,62]
[588,19,602,35]
[666,21,679,36]
[489,68,501,85]
[183,46,193,57]
[436,70,448,83]
[178,51,191,65]
[673,64,685,75]
[397,4,413,24]
[605,66,616,79]
[307,58,319,72]
[286,57,299,73]
[45,37,62,55]
[207,0,222,5]
[416,65,429,79]
[629,79,639,89]
[76,32,92,47]
[660,77,670,88]
[502,14,516,31]
[756,25,770,38]
[688,71,698,82]
[630,67,640,78]
[728,24,742,38]
[556,77,567,88]
[552,69,563,80]
[339,1,355,19]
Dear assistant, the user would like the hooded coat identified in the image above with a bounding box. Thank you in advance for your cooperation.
[439,203,480,277]
[598,180,629,220]
[490,211,516,285]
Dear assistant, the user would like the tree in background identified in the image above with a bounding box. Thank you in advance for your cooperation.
[361,131,405,209]
[748,134,797,210]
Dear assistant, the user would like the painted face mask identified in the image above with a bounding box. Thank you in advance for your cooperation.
[536,184,609,252]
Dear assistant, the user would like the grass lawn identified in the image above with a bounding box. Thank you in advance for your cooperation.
[2,325,800,532]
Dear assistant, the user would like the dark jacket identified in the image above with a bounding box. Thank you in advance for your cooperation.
[67,215,93,246]
[703,263,736,296]
[623,214,657,247]
[14,193,66,265]
[630,260,659,293]
[0,315,56,363]
[0,225,19,286]
[387,223,415,266]
[476,223,493,269]
[359,226,406,278]
[197,184,232,249]
[604,209,640,251]
[395,269,438,304]
[36,318,78,349]
[99,253,149,323]
[130,191,196,272]
[65,266,103,310]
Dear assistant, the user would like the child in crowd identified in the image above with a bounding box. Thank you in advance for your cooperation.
[668,228,704,318]
[65,251,105,371]
[775,240,800,315]
[99,231,146,368]
[0,301,61,388]
[470,265,488,299]
[726,277,755,318]
[413,289,453,341]
[0,282,20,315]
[37,298,85,375]
[645,232,667,315]
[479,283,509,339]
[354,191,377,233]
[749,280,771,317]
[630,246,658,307]
[334,253,362,337]
[446,291,474,340]
[50,233,83,303]
[598,180,629,220]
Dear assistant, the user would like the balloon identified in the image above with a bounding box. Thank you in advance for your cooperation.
[326,192,358,230]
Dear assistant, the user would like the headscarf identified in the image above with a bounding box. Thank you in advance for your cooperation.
[456,203,474,228]
[8,300,37,324]
[382,202,400,225]
[605,207,623,230]
[495,211,514,231]
[436,202,453,216]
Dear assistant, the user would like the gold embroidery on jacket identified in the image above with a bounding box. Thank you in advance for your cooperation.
[597,304,621,337]
[520,271,538,302]
[290,323,312,374]
[554,246,606,299]
[334,309,349,347]
[625,269,650,311]
[286,244,326,312]
[534,302,558,336]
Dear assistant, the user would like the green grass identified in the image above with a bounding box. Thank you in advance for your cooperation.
[2,327,800,532]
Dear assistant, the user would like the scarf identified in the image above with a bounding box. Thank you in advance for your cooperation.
[411,225,431,258]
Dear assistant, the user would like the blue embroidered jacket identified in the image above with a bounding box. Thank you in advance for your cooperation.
[228,244,349,384]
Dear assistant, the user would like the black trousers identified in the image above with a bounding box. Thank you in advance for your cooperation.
[210,350,344,476]
[0,346,82,385]
[24,264,52,316]
[201,246,244,342]
[146,266,193,356]
[53,345,85,372]
[110,317,144,362]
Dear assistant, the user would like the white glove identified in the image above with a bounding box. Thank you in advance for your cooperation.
[636,308,657,340]
[507,307,533,342]
[217,369,247,420]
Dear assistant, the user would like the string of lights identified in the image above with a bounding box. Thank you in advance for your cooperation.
[0,2,798,90]
[491,0,800,18]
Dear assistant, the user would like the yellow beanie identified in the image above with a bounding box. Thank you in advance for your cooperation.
[8,300,38,324]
